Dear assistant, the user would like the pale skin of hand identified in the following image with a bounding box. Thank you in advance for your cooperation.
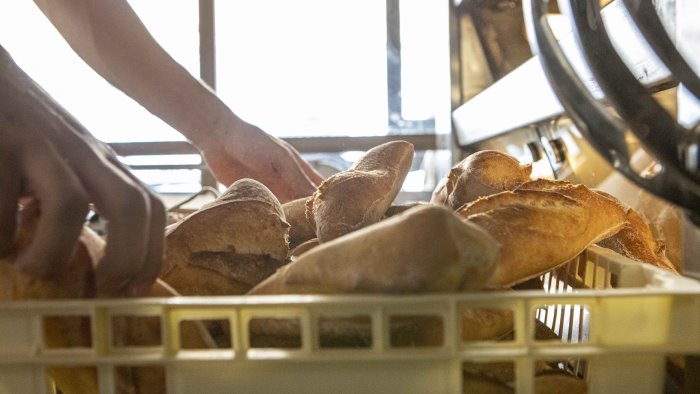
[33,0,324,203]
[0,45,165,297]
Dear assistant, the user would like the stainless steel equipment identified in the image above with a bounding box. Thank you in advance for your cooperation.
[452,0,700,280]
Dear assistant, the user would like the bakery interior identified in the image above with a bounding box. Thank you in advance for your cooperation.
[1,0,700,393]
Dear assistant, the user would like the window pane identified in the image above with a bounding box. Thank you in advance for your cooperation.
[0,1,199,142]
[215,0,389,137]
[400,0,450,123]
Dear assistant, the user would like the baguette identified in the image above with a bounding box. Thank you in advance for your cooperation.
[431,150,532,209]
[458,179,627,288]
[306,140,414,242]
[0,203,99,394]
[282,196,316,249]
[595,191,678,273]
[250,204,499,295]
[0,202,216,394]
[162,178,289,295]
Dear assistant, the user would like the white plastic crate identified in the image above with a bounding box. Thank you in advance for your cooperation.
[0,245,699,394]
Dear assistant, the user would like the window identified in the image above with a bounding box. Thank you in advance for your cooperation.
[0,1,451,198]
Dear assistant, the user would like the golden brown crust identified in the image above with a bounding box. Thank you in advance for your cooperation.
[0,206,99,394]
[461,307,514,341]
[306,141,414,243]
[162,178,289,295]
[383,201,429,218]
[282,197,316,248]
[458,179,627,288]
[431,150,532,209]
[0,206,213,394]
[289,238,320,259]
[594,191,678,273]
[534,372,588,394]
[0,203,97,301]
[249,205,500,295]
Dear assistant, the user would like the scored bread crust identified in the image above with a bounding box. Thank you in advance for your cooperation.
[162,178,289,295]
[457,179,627,288]
[431,150,532,209]
[306,140,414,243]
[594,191,678,273]
[250,204,500,295]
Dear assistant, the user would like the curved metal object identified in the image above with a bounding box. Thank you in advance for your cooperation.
[523,0,700,217]
[561,0,700,212]
[623,0,700,99]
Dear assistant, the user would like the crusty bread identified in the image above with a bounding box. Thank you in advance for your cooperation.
[162,178,289,295]
[282,197,316,249]
[383,201,429,218]
[461,306,514,342]
[250,204,500,295]
[0,203,215,394]
[458,179,627,288]
[289,238,319,259]
[3,203,228,393]
[594,191,678,273]
[0,203,99,394]
[462,360,553,394]
[306,140,414,243]
[534,372,588,394]
[431,150,532,209]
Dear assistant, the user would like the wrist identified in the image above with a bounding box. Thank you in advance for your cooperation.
[188,112,237,154]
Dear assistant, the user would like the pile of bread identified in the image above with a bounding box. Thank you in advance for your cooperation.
[0,141,680,393]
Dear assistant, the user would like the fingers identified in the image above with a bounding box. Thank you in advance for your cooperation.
[15,129,89,276]
[0,142,20,256]
[84,163,153,296]
[31,100,165,296]
[107,157,166,296]
[286,143,324,185]
[3,47,165,296]
[127,192,165,295]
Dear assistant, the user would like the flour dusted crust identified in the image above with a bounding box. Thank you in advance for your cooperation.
[306,140,414,243]
[594,191,678,273]
[162,178,289,296]
[431,150,532,209]
[250,204,500,295]
[282,196,316,248]
[458,179,627,288]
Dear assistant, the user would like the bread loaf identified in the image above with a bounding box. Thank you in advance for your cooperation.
[162,178,289,295]
[0,201,217,393]
[595,191,678,273]
[282,196,316,248]
[431,150,532,209]
[383,201,429,218]
[289,238,319,259]
[306,140,414,243]
[458,179,627,288]
[461,306,514,342]
[0,202,99,394]
[250,204,499,295]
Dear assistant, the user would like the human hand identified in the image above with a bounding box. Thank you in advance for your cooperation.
[198,121,324,203]
[0,47,165,297]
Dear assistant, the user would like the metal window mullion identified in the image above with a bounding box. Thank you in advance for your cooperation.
[386,0,402,130]
[199,0,218,188]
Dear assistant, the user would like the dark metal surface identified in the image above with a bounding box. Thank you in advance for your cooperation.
[523,0,700,219]
[622,0,700,99]
[453,0,675,147]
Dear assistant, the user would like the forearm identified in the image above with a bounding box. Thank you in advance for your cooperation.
[33,0,235,147]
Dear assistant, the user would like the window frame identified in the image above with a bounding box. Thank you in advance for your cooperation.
[110,0,443,190]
